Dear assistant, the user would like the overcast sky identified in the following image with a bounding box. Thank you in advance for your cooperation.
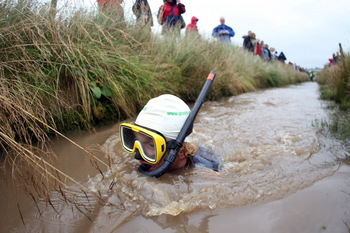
[82,0,350,69]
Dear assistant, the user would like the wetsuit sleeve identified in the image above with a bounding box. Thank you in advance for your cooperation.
[192,146,223,172]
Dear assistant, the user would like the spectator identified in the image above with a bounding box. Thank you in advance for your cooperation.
[212,17,235,43]
[185,16,200,37]
[251,32,257,53]
[242,31,254,52]
[255,39,262,57]
[242,30,251,44]
[270,47,278,60]
[309,71,315,82]
[132,0,153,29]
[293,63,298,71]
[157,0,186,35]
[262,44,272,61]
[328,58,334,66]
[333,53,341,65]
[278,52,287,63]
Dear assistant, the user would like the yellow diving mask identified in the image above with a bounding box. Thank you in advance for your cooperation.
[119,123,168,164]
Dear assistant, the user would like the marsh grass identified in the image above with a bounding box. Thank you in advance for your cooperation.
[317,51,350,148]
[317,52,350,109]
[0,0,308,220]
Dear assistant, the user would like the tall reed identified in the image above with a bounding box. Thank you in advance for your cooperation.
[317,52,350,110]
[317,50,350,142]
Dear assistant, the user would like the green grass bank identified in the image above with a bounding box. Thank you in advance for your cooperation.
[317,50,350,142]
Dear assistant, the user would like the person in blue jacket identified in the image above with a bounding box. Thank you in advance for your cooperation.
[119,94,222,175]
[212,17,235,43]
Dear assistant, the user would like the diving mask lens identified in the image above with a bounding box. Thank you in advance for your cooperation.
[120,123,167,164]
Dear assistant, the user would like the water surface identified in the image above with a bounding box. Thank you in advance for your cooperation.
[1,82,349,233]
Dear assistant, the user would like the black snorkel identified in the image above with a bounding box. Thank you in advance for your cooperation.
[138,71,216,178]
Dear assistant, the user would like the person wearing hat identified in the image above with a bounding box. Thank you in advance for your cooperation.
[119,94,222,176]
[185,16,200,37]
[157,0,186,35]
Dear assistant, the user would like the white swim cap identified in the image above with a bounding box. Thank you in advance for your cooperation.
[135,94,191,139]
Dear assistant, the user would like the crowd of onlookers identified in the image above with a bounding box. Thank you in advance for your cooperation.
[99,0,312,71]
[241,30,287,64]
[240,30,312,74]
[327,52,342,67]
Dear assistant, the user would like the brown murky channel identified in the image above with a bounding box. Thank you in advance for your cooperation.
[1,82,350,233]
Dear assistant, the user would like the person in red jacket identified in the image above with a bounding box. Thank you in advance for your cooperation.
[158,0,186,35]
[185,16,199,37]
[255,39,263,57]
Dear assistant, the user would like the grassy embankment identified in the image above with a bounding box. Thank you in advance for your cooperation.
[0,0,308,197]
[317,49,350,142]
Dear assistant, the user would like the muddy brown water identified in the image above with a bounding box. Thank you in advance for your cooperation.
[1,82,350,233]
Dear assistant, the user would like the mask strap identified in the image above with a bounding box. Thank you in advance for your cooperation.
[166,140,182,150]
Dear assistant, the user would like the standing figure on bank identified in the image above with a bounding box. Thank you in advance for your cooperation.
[212,17,235,43]
[185,16,200,37]
[309,71,316,82]
[255,39,262,57]
[262,44,272,62]
[242,31,254,52]
[278,51,287,63]
[132,0,153,28]
[158,0,186,35]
